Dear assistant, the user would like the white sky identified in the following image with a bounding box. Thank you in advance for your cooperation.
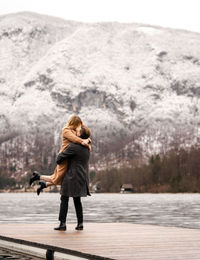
[1,0,200,33]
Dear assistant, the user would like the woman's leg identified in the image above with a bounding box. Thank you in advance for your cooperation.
[40,175,54,183]
[73,197,83,225]
[45,182,54,187]
[30,172,55,186]
[36,181,55,195]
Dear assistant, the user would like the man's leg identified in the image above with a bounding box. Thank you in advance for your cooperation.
[73,197,83,230]
[54,195,69,231]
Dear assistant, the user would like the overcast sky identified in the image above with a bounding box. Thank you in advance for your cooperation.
[1,0,200,33]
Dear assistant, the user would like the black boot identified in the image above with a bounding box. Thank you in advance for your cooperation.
[75,223,83,230]
[29,171,40,186]
[54,222,66,231]
[37,181,47,196]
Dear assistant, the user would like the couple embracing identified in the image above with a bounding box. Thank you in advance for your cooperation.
[29,115,92,231]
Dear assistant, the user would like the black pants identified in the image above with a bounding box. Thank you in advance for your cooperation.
[59,195,83,224]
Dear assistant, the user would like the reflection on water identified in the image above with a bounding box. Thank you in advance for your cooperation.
[0,193,199,229]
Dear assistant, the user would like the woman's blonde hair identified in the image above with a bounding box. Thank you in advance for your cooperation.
[66,115,83,130]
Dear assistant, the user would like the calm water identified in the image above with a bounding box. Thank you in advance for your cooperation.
[0,193,200,229]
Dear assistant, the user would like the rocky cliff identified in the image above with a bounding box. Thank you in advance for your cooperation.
[0,12,200,178]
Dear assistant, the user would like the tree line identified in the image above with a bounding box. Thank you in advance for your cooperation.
[0,130,200,192]
[92,145,200,193]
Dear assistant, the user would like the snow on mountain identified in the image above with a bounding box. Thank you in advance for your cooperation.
[0,12,200,176]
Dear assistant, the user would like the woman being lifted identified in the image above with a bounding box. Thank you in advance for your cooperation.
[29,115,91,195]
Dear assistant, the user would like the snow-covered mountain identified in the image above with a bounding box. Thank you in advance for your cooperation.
[0,12,200,177]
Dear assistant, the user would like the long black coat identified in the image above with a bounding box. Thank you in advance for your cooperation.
[57,143,91,197]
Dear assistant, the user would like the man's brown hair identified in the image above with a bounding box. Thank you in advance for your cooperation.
[80,125,91,139]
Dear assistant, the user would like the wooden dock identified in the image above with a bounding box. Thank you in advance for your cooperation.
[0,222,200,260]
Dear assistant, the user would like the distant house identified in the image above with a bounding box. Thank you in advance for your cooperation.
[91,181,101,193]
[120,184,134,193]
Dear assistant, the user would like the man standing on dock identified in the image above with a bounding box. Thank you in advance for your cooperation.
[54,125,91,231]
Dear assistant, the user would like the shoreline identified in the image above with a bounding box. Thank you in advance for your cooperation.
[0,189,199,194]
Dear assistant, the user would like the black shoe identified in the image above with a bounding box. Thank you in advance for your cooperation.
[54,222,66,231]
[37,181,47,196]
[29,171,40,186]
[75,223,83,230]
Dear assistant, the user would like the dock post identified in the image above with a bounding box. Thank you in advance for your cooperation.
[46,249,54,260]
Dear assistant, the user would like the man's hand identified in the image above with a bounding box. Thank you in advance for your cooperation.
[81,139,92,152]
[81,138,90,146]
[88,144,92,152]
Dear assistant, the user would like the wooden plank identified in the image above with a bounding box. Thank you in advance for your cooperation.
[0,223,200,260]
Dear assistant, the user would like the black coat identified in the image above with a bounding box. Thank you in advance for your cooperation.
[57,143,91,197]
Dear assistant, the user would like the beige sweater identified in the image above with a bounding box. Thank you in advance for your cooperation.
[50,127,84,185]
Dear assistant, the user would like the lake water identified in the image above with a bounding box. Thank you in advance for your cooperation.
[0,193,200,229]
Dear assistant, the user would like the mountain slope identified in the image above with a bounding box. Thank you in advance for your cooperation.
[0,12,200,178]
